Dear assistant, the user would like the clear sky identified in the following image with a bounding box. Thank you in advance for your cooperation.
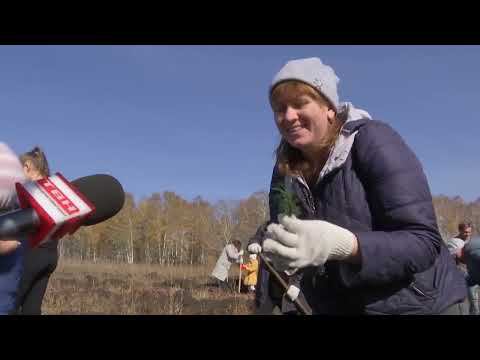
[1,45,479,203]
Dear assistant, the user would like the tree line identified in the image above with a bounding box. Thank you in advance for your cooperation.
[59,190,480,265]
[61,191,269,265]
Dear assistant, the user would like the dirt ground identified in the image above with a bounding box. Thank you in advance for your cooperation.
[42,261,256,315]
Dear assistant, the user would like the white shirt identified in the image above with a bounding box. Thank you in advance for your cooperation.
[447,237,465,255]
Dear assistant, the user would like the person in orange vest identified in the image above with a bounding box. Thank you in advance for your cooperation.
[241,254,259,293]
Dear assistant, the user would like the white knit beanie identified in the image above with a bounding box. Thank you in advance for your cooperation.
[270,57,340,110]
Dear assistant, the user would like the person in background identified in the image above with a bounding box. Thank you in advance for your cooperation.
[247,222,285,313]
[211,240,243,291]
[15,146,57,315]
[0,143,28,315]
[447,222,479,315]
[464,235,480,288]
[241,253,259,293]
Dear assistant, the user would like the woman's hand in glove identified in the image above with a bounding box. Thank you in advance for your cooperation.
[247,243,262,254]
[262,214,359,270]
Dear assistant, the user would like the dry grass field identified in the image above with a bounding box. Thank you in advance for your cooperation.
[42,260,256,315]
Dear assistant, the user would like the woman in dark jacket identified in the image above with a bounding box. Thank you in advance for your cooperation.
[15,146,58,315]
[248,57,467,315]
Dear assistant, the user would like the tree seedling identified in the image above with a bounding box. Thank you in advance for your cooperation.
[272,184,301,218]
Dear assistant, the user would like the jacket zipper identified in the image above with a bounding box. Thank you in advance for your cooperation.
[409,282,433,299]
[296,176,316,216]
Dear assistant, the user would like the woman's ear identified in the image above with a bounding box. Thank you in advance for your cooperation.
[23,160,30,172]
[327,108,336,124]
[22,163,32,180]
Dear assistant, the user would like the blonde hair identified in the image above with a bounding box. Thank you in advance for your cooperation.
[270,81,343,177]
[20,146,50,178]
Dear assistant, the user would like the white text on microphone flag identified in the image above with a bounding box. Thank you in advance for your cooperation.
[37,178,80,215]
[15,173,95,248]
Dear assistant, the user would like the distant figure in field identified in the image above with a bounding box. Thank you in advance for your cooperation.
[211,240,243,291]
[241,253,259,293]
[15,146,58,315]
[464,236,480,289]
[447,222,479,315]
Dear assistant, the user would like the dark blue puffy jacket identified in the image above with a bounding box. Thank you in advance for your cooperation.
[256,119,467,315]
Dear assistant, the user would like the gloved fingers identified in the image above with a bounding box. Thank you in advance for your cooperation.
[263,238,298,260]
[247,243,262,254]
[266,222,298,247]
[278,214,304,234]
[266,221,285,232]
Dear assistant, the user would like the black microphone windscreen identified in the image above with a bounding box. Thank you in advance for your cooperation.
[71,174,125,226]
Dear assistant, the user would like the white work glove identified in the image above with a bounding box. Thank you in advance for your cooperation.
[248,243,262,254]
[247,227,295,274]
[263,214,357,270]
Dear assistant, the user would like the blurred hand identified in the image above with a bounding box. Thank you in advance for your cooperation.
[0,239,21,255]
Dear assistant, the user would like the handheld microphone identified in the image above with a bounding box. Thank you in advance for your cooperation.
[0,173,125,248]
[70,174,125,226]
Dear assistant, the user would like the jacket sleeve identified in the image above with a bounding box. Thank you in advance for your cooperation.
[0,143,25,211]
[339,121,443,288]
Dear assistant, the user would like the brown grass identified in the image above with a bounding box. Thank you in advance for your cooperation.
[42,260,255,315]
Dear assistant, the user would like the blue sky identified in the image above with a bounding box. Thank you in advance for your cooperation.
[1,45,479,203]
